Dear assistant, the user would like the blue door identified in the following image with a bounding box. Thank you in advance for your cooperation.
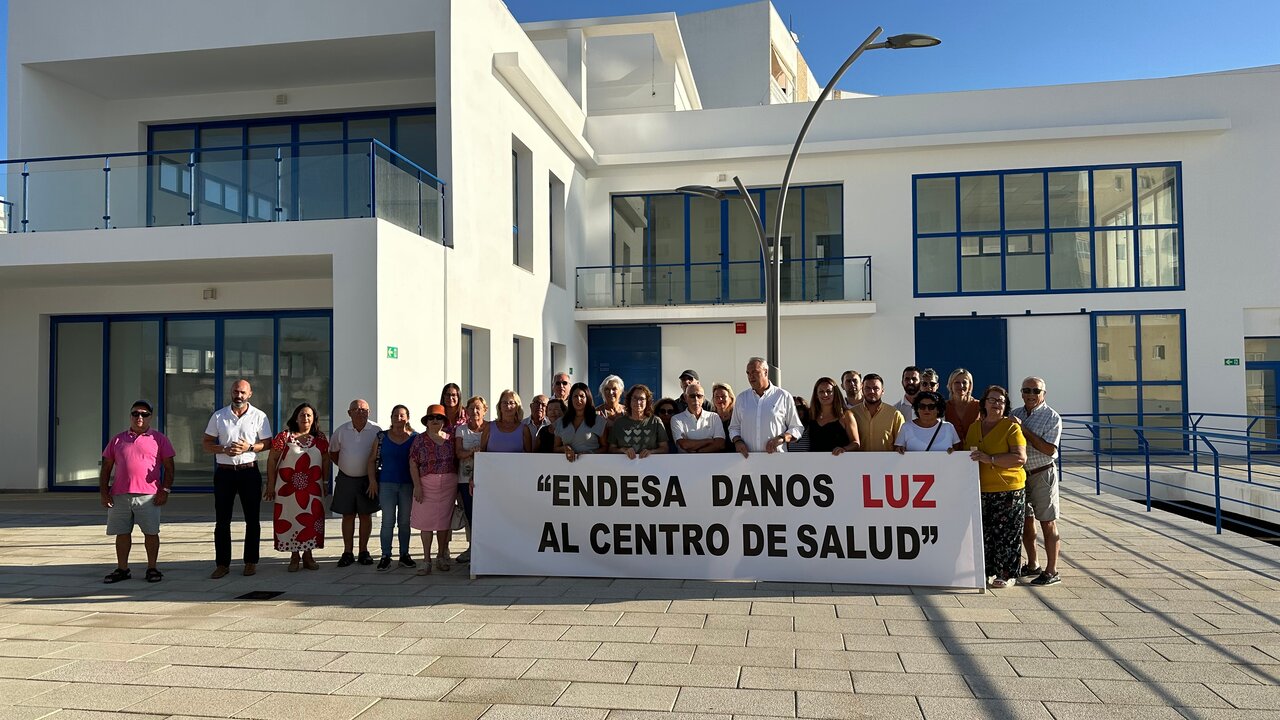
[588,326,661,404]
[914,317,1008,393]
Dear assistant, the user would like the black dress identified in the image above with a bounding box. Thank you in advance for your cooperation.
[807,418,850,453]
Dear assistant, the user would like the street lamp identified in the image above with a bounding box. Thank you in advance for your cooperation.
[679,27,939,386]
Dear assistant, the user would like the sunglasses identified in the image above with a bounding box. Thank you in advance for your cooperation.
[427,415,445,423]
[916,404,938,411]
[921,381,938,387]
[1021,388,1043,395]
[656,408,675,415]
[130,411,152,418]
[554,380,570,386]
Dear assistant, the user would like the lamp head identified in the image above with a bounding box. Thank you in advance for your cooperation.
[883,33,941,49]
[676,185,726,200]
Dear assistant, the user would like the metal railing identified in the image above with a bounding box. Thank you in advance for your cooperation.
[0,139,445,243]
[576,255,872,309]
[1060,415,1279,534]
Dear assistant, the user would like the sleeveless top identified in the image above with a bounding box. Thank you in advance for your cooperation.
[487,422,525,452]
[807,418,850,453]
[378,431,416,485]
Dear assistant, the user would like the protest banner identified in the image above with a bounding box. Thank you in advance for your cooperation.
[472,451,985,589]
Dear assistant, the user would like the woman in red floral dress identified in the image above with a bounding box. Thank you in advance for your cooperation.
[265,403,329,571]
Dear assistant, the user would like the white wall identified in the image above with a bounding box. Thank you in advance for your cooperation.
[679,1,769,109]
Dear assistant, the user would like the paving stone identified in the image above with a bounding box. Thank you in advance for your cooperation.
[592,642,694,663]
[795,649,901,672]
[899,652,1015,676]
[672,687,795,717]
[627,662,739,688]
[522,659,636,683]
[795,690,924,719]
[705,614,794,631]
[1006,656,1136,680]
[852,670,973,698]
[22,682,166,711]
[347,699,487,720]
[420,656,535,679]
[483,705,609,719]
[747,630,843,650]
[332,673,461,701]
[321,652,437,675]
[1081,678,1232,708]
[232,691,377,719]
[1119,660,1261,684]
[561,626,658,643]
[1039,702,1186,719]
[654,628,747,647]
[1206,683,1280,710]
[556,681,679,711]
[917,696,1052,719]
[739,666,851,692]
[965,676,1099,703]
[122,686,272,716]
[444,677,570,706]
[495,640,602,660]
[691,646,794,668]
[402,638,509,657]
[0,678,65,704]
[470,623,571,640]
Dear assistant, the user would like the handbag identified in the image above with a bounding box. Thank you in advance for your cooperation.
[373,431,385,481]
[451,502,467,531]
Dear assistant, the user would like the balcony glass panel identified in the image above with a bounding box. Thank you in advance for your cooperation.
[689,196,721,303]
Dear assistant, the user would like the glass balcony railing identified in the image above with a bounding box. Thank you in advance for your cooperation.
[576,256,872,309]
[0,139,445,243]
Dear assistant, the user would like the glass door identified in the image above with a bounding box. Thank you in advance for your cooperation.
[1245,362,1279,453]
[53,322,105,487]
[164,319,217,488]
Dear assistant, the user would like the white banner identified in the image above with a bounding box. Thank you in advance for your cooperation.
[472,451,985,589]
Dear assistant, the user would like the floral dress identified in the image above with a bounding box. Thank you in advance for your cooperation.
[271,431,328,552]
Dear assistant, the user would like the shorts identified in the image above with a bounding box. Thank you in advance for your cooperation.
[1024,463,1060,522]
[331,471,378,516]
[106,493,161,535]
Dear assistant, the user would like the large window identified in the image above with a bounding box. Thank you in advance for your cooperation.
[50,311,331,490]
[148,109,436,227]
[608,184,843,305]
[1093,311,1186,452]
[915,164,1182,296]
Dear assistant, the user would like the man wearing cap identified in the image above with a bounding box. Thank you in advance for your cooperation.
[673,369,713,414]
[100,401,175,584]
[329,398,382,568]
[202,379,273,579]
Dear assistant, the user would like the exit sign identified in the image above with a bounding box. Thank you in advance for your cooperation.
[1224,358,1240,366]
[387,346,399,359]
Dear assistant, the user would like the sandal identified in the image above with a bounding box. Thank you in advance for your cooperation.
[415,566,432,576]
[435,555,451,572]
[988,577,1010,589]
[144,568,163,583]
[288,556,301,572]
[1018,563,1043,577]
[103,568,131,584]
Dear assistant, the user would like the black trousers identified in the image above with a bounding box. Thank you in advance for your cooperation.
[214,465,262,567]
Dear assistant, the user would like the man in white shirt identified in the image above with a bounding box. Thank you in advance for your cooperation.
[202,379,272,579]
[671,382,725,453]
[329,399,382,568]
[893,365,922,420]
[524,394,550,434]
[550,372,572,404]
[729,357,803,457]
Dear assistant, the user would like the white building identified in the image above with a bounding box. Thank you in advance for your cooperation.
[3,0,1278,491]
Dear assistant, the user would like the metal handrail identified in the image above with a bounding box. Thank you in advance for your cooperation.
[0,138,446,188]
[1059,416,1278,534]
[1,138,446,241]
[575,256,873,307]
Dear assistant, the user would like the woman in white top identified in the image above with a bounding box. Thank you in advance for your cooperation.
[894,391,960,453]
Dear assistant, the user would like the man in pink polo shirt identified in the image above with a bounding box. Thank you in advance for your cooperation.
[99,400,175,584]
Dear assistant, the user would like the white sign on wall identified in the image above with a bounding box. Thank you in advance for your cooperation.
[472,452,986,589]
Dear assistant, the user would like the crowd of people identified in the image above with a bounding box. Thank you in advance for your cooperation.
[97,358,1063,590]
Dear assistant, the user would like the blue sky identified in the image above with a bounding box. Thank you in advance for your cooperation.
[4,0,1280,157]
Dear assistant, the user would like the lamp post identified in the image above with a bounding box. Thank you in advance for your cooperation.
[679,27,939,386]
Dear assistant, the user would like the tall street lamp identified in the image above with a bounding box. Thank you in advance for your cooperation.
[679,28,940,385]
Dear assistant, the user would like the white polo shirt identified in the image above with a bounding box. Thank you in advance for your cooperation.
[329,421,383,477]
[670,408,725,452]
[205,404,272,465]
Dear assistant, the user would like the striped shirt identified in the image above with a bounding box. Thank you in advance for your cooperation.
[1011,403,1061,470]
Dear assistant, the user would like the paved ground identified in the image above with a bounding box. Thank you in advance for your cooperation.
[0,479,1277,720]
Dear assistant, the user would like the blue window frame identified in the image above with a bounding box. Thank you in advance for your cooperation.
[1091,310,1188,453]
[147,108,436,225]
[48,310,332,492]
[914,163,1184,297]
[609,183,843,305]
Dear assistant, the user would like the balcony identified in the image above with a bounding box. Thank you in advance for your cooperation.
[576,256,872,317]
[0,140,445,243]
